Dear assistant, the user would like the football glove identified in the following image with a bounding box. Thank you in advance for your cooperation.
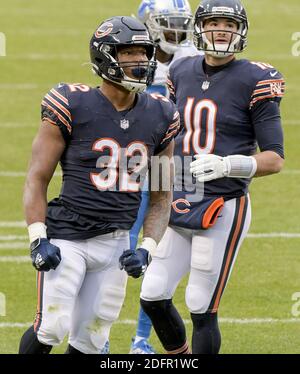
[190,154,229,182]
[190,154,257,182]
[119,248,151,278]
[30,238,61,272]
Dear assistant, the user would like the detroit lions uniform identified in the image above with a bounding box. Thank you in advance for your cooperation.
[141,56,284,315]
[33,83,180,353]
[146,44,200,97]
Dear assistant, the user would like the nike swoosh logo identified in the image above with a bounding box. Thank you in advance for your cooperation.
[270,71,278,77]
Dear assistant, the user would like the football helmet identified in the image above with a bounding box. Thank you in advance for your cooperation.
[90,16,157,93]
[194,0,248,58]
[137,0,193,55]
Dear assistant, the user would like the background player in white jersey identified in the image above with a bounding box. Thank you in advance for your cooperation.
[139,0,199,97]
[135,0,285,354]
[18,16,179,354]
[128,0,200,354]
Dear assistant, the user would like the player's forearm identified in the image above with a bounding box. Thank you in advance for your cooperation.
[23,123,64,227]
[23,176,48,225]
[253,151,284,177]
[143,190,172,244]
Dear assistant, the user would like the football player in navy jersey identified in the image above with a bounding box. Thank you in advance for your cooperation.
[18,16,180,354]
[140,0,285,354]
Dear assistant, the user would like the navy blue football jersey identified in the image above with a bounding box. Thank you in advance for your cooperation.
[41,84,180,239]
[167,56,285,229]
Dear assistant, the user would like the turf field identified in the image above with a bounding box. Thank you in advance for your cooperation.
[0,0,300,354]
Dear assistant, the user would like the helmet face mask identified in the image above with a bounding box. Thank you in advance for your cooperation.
[90,16,157,93]
[194,0,248,58]
[138,0,194,55]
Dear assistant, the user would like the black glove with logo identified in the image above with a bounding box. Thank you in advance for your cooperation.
[30,238,61,272]
[119,248,151,278]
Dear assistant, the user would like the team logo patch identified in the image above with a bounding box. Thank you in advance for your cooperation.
[270,81,283,95]
[35,253,45,269]
[172,198,191,214]
[95,22,114,39]
[120,119,130,130]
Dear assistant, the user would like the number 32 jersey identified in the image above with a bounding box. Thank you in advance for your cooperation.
[41,83,180,240]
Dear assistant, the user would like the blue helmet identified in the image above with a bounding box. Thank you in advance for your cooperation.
[137,0,193,54]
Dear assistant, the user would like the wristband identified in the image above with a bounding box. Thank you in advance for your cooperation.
[224,155,257,178]
[141,237,157,257]
[28,222,47,244]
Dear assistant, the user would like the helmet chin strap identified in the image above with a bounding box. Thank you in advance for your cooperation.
[206,47,234,58]
[120,80,147,93]
[120,69,148,93]
[101,73,147,93]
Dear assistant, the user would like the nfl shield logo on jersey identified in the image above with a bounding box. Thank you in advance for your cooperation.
[120,119,130,130]
[202,81,210,91]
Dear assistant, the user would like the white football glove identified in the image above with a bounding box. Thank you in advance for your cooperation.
[190,154,230,182]
[190,154,257,182]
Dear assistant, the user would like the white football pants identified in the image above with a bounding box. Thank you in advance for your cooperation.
[34,230,129,354]
[141,195,251,313]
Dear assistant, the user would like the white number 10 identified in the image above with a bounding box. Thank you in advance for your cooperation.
[183,98,217,155]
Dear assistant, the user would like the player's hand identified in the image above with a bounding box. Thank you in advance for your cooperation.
[119,248,151,278]
[30,238,61,272]
[190,154,229,182]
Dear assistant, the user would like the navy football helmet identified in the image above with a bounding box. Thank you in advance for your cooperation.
[194,0,248,57]
[137,0,193,55]
[90,16,157,93]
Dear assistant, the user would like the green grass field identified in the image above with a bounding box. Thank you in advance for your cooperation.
[0,0,300,354]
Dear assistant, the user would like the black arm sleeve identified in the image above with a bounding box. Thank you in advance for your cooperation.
[251,100,284,158]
